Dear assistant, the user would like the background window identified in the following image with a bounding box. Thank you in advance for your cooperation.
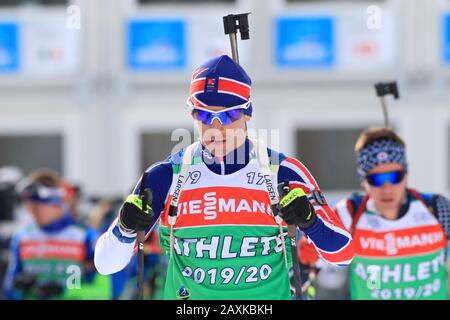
[295,128,364,190]
[448,126,450,190]
[138,0,235,4]
[0,135,63,175]
[286,0,385,2]
[0,0,68,6]
[140,131,194,172]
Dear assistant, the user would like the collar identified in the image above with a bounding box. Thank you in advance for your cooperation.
[201,138,251,175]
[39,212,73,233]
[397,189,417,219]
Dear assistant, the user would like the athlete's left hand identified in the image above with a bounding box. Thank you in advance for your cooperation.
[278,187,317,229]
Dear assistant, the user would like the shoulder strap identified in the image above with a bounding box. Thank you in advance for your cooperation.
[249,139,290,271]
[349,194,370,234]
[166,141,199,257]
[168,142,200,222]
[408,188,436,218]
[250,138,282,216]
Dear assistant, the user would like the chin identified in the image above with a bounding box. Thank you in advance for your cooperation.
[207,140,226,149]
[36,220,48,227]
[379,201,400,211]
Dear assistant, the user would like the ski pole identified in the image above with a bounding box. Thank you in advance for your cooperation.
[223,13,251,64]
[374,81,399,128]
[137,171,152,300]
[280,180,303,300]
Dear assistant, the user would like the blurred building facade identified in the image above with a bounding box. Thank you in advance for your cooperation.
[0,0,449,203]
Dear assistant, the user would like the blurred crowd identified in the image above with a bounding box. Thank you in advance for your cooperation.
[0,166,167,300]
[1,161,449,300]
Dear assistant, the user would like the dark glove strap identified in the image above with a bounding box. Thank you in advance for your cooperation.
[297,208,317,229]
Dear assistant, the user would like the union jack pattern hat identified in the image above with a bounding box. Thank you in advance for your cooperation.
[188,55,253,116]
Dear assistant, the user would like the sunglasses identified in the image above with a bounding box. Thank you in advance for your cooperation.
[187,98,250,126]
[22,184,64,205]
[366,170,406,187]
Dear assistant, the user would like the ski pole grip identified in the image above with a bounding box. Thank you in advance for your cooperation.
[168,205,177,217]
[279,180,290,198]
[281,181,297,237]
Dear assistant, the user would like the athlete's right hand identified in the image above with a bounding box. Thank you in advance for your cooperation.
[13,273,37,293]
[118,194,153,233]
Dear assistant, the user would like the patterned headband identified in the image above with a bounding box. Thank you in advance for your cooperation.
[357,139,408,179]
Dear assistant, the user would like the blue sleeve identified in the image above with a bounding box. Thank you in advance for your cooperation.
[84,227,100,283]
[431,194,450,240]
[132,157,174,226]
[111,156,173,243]
[277,165,308,185]
[416,191,450,239]
[267,148,287,166]
[301,218,352,253]
[276,151,354,264]
[272,149,308,186]
[418,192,434,206]
[3,232,23,300]
[270,147,308,185]
[85,227,99,260]
[111,267,131,300]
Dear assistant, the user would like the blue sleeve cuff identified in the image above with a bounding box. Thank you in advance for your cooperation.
[112,226,136,244]
[301,218,350,253]
[301,216,322,236]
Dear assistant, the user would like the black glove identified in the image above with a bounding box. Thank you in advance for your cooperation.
[13,274,63,299]
[278,187,317,229]
[118,194,153,233]
[34,281,64,299]
[13,273,37,293]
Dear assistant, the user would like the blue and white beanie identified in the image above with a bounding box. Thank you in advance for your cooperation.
[356,139,408,180]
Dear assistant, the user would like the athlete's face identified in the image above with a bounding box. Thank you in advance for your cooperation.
[25,201,64,227]
[362,162,407,218]
[193,106,250,159]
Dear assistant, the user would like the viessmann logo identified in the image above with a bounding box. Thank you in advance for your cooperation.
[176,191,274,221]
[358,231,445,255]
[20,241,85,260]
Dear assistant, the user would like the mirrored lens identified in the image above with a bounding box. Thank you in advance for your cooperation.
[367,170,405,187]
[192,109,212,123]
[226,109,244,121]
[192,108,244,125]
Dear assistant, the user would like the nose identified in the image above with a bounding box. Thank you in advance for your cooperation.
[381,180,395,189]
[210,117,223,128]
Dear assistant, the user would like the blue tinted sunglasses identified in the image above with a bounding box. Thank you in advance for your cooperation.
[366,170,405,187]
[21,183,64,206]
[187,98,250,126]
[191,107,245,125]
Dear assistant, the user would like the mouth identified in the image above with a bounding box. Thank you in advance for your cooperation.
[207,137,226,143]
[380,197,395,204]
